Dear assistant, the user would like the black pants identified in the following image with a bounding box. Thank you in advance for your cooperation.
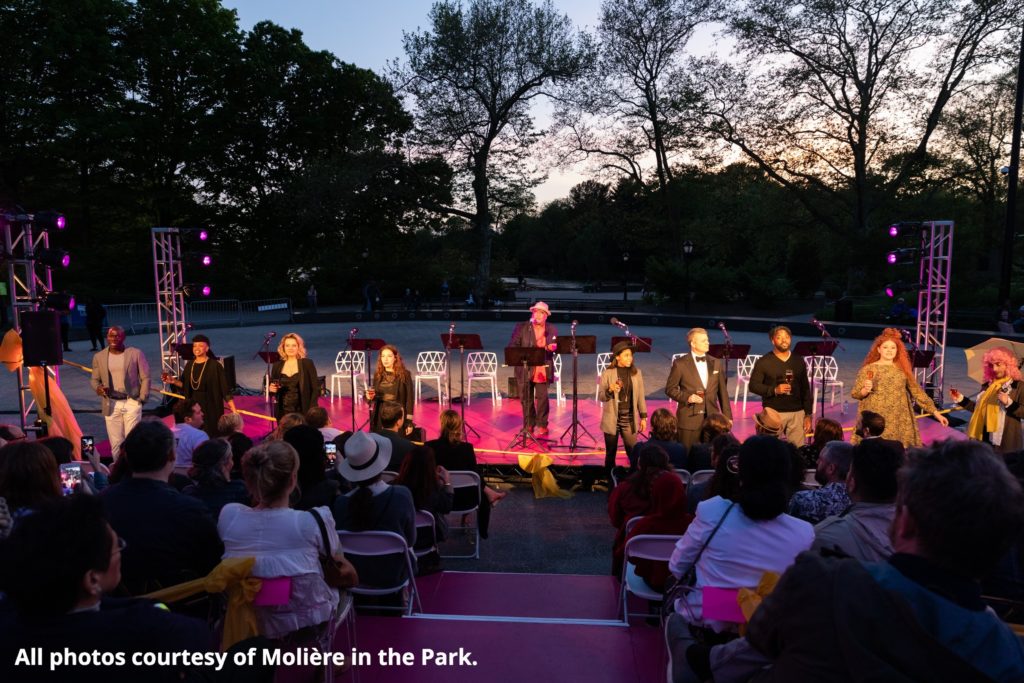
[604,424,637,470]
[87,323,104,349]
[678,427,701,451]
[518,380,549,429]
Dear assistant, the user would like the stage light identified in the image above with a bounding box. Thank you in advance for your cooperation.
[199,229,209,241]
[35,210,66,230]
[887,221,921,238]
[36,248,70,269]
[201,285,211,297]
[886,248,918,266]
[201,254,212,266]
[42,291,75,311]
[885,282,922,298]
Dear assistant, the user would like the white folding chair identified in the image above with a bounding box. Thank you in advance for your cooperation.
[594,352,613,402]
[413,509,438,561]
[620,534,684,624]
[441,470,481,559]
[465,352,501,407]
[805,356,846,414]
[415,351,447,405]
[624,515,645,537]
[337,530,421,616]
[330,351,366,404]
[803,469,821,490]
[689,469,715,487]
[674,469,692,486]
[733,354,762,415]
[553,354,566,407]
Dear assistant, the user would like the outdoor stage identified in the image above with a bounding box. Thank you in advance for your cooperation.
[221,391,967,468]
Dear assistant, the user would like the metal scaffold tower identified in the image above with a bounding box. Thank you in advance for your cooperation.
[152,228,189,379]
[915,221,954,400]
[2,212,58,430]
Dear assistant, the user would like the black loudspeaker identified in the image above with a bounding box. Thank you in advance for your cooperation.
[22,311,63,366]
[221,355,236,389]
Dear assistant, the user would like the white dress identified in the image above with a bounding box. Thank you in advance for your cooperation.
[218,504,340,638]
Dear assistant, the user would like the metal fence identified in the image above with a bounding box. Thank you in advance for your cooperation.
[104,298,292,334]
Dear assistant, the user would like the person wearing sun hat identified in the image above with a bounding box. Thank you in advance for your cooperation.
[509,301,558,436]
[754,406,784,436]
[598,340,648,476]
[332,431,415,550]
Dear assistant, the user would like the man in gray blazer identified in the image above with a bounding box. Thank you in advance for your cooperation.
[91,326,150,458]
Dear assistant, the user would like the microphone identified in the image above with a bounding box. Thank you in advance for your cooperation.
[610,317,627,329]
[717,322,731,339]
[349,327,358,337]
[571,319,578,331]
[811,318,826,332]
[264,331,276,338]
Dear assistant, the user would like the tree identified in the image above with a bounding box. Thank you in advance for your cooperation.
[694,0,1023,254]
[553,0,721,193]
[393,0,594,302]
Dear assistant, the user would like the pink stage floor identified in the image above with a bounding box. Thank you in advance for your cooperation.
[225,392,966,468]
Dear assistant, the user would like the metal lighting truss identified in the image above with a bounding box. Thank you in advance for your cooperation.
[152,228,189,379]
[915,221,954,401]
[2,214,57,430]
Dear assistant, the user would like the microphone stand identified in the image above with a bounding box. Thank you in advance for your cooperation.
[812,321,844,420]
[558,323,596,454]
[446,325,455,409]
[254,334,274,403]
[347,329,357,431]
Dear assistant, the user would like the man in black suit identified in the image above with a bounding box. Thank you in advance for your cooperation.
[855,410,906,456]
[508,301,557,435]
[665,327,732,449]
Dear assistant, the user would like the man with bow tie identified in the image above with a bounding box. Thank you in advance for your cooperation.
[951,346,1024,453]
[665,327,732,449]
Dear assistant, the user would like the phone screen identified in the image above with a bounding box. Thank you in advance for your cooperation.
[60,463,82,496]
[80,435,95,458]
[324,442,338,465]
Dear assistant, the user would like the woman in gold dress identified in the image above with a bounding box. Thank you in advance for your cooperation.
[851,328,948,447]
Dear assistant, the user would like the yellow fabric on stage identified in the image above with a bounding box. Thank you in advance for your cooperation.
[967,377,1010,442]
[736,571,780,636]
[0,330,83,457]
[518,452,573,499]
[144,557,261,650]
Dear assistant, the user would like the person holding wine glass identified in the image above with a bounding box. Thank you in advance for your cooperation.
[599,341,648,479]
[950,346,1024,453]
[267,332,320,422]
[367,344,414,435]
[162,334,236,438]
[749,325,812,445]
[851,328,948,447]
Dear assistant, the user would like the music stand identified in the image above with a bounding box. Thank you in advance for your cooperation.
[794,340,839,420]
[256,351,281,402]
[910,350,935,369]
[504,346,549,451]
[352,338,386,431]
[441,333,483,440]
[709,343,750,387]
[555,334,597,453]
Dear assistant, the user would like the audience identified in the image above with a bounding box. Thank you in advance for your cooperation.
[668,436,813,638]
[306,405,342,442]
[797,416,844,468]
[100,420,222,594]
[284,424,340,510]
[0,495,213,683]
[216,412,245,438]
[0,441,61,524]
[675,439,1024,683]
[812,439,902,562]
[39,436,110,495]
[854,409,905,455]
[626,470,691,592]
[788,440,853,524]
[226,432,254,479]
[688,412,732,472]
[393,445,453,561]
[182,439,250,517]
[636,408,686,469]
[609,445,677,578]
[219,440,356,640]
[425,409,503,539]
[752,407,782,437]
[268,412,305,441]
[374,401,414,463]
[687,434,740,513]
[171,399,208,472]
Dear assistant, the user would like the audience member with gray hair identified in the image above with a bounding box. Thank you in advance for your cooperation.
[787,441,853,524]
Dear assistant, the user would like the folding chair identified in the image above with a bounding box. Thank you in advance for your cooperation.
[805,356,846,414]
[330,351,366,404]
[620,534,683,624]
[733,354,762,415]
[465,352,501,407]
[553,354,566,407]
[674,469,692,486]
[380,470,398,484]
[689,469,715,487]
[594,352,613,401]
[441,470,481,559]
[337,530,421,616]
[413,509,438,561]
[415,351,447,405]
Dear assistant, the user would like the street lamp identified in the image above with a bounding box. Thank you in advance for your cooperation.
[683,240,695,313]
[622,252,630,303]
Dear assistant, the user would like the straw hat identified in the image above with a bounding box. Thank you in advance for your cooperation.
[530,301,551,315]
[337,431,392,482]
[753,407,783,435]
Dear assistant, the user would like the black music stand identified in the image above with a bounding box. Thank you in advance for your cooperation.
[441,333,483,440]
[794,340,839,420]
[256,351,281,402]
[709,343,750,388]
[352,338,386,431]
[504,346,549,451]
[555,334,597,452]
[910,350,935,369]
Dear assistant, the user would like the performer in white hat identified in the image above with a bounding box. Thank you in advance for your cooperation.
[508,301,558,436]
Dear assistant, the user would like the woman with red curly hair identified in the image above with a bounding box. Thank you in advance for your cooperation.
[851,329,948,447]
[951,346,1024,452]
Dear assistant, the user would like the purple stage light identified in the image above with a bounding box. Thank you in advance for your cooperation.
[201,255,212,266]
[55,216,66,230]
[888,224,898,237]
[886,252,897,265]
[885,286,895,298]
[199,229,209,241]
[67,296,76,310]
[60,253,70,268]
[201,285,211,297]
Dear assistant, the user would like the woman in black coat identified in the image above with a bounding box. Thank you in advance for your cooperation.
[163,334,236,437]
[269,332,320,421]
[368,344,414,435]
